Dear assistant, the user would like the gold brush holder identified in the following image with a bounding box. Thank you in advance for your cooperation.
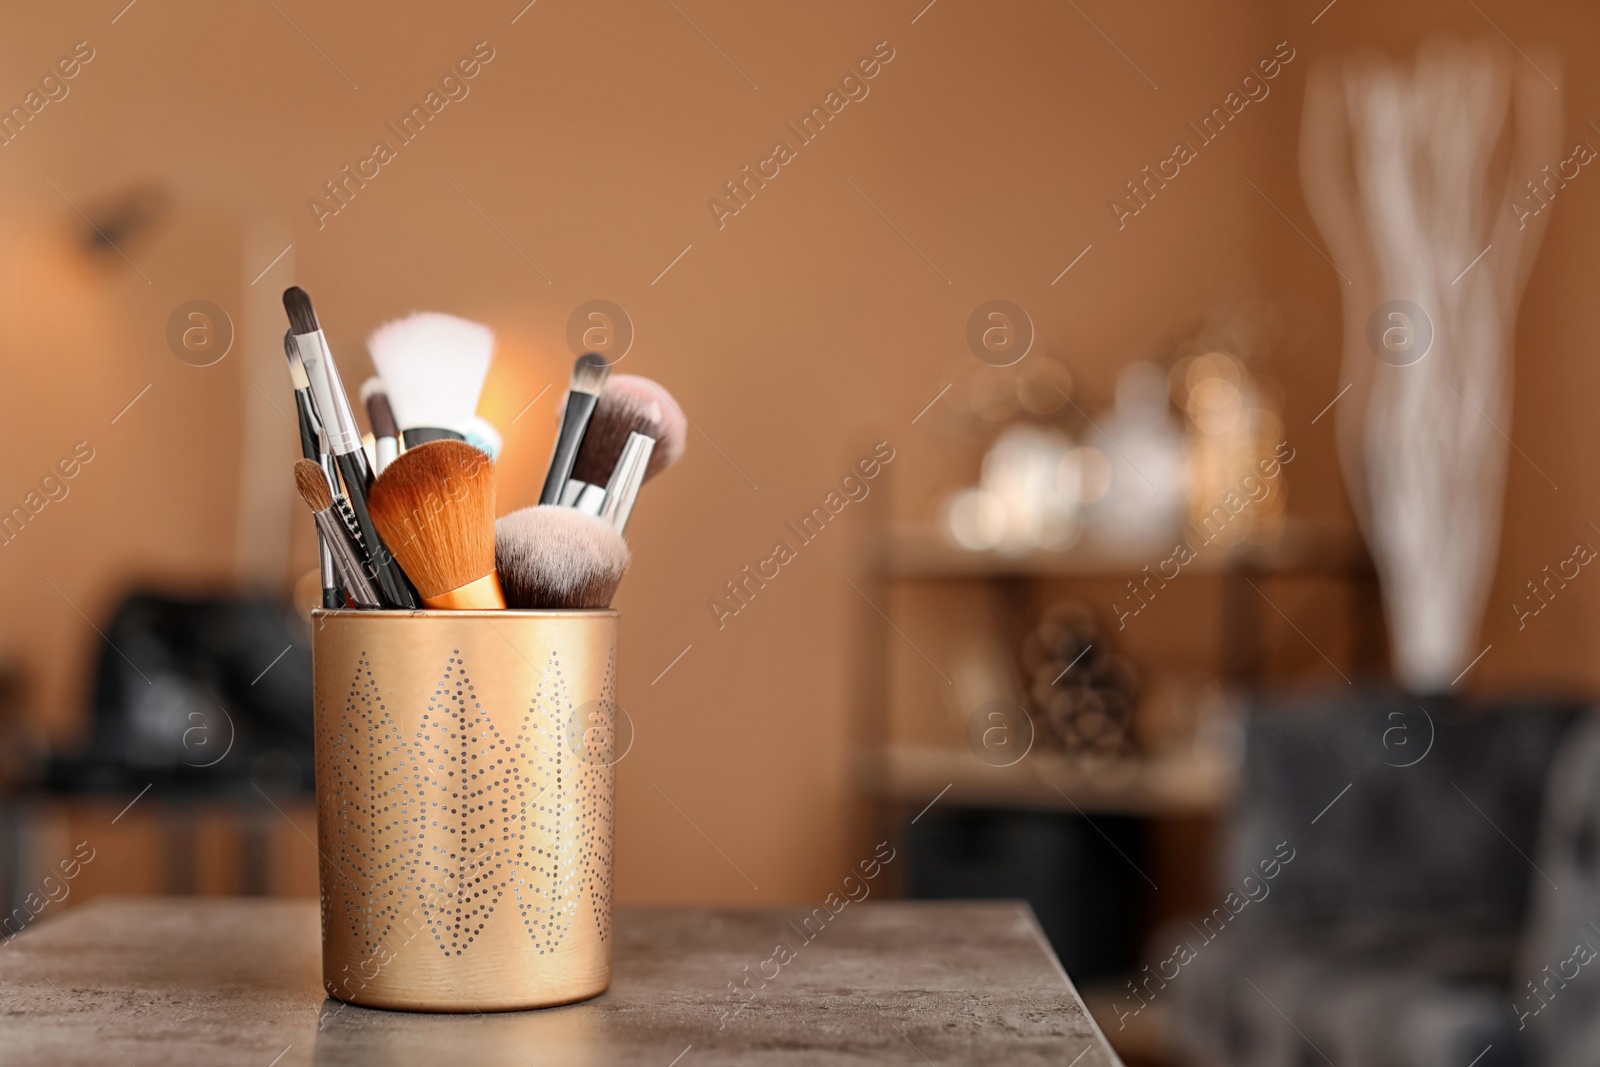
[311,608,619,1012]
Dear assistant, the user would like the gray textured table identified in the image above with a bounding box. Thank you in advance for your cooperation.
[0,898,1123,1066]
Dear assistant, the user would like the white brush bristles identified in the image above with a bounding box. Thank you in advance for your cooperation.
[367,311,494,436]
[495,505,631,610]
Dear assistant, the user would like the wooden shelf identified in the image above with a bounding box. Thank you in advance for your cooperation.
[878,519,1369,581]
[867,743,1237,817]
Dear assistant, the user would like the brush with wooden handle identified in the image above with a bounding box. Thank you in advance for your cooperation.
[367,439,505,610]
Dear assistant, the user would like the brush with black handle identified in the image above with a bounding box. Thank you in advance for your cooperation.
[538,353,611,506]
[561,374,687,514]
[283,286,417,609]
[293,460,381,608]
[283,331,342,609]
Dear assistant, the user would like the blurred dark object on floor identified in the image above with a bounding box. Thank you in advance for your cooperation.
[1022,601,1140,757]
[0,659,46,791]
[1168,687,1584,1067]
[43,591,313,796]
[907,806,1140,983]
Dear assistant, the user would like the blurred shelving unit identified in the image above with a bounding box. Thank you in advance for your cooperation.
[864,516,1381,743]
[854,506,1383,880]
[870,743,1233,817]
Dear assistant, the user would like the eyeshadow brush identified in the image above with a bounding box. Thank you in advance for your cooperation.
[293,460,380,608]
[538,353,610,506]
[284,331,341,609]
[283,286,416,609]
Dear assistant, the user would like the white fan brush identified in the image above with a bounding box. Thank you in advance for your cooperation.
[367,311,494,448]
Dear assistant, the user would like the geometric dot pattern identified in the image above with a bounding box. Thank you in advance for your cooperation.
[512,653,582,955]
[577,652,617,942]
[322,648,614,960]
[320,655,418,960]
[414,653,515,957]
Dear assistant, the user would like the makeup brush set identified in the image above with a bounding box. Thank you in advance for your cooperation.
[279,286,684,613]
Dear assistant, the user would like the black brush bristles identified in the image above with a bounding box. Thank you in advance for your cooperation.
[282,286,319,334]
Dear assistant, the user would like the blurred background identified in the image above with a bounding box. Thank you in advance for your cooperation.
[3,1,1600,1064]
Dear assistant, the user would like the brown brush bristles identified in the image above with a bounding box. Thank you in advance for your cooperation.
[495,506,630,610]
[293,459,334,512]
[570,388,665,486]
[606,375,686,480]
[367,440,498,599]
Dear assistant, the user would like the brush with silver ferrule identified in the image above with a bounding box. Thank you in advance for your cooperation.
[598,432,655,534]
[538,353,611,506]
[284,331,340,609]
[562,374,687,513]
[283,286,416,608]
[293,460,380,609]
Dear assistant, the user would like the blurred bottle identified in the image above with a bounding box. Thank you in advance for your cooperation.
[1084,362,1188,555]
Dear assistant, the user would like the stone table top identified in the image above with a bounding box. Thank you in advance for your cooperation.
[0,898,1123,1066]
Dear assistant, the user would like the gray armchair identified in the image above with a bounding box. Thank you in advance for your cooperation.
[1169,688,1582,1067]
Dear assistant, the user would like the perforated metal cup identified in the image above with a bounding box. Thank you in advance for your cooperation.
[311,608,617,1012]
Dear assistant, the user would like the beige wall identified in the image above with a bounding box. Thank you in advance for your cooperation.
[1,0,1595,904]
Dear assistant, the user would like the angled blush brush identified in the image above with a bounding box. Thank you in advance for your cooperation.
[367,439,505,609]
[284,286,416,609]
[538,353,611,506]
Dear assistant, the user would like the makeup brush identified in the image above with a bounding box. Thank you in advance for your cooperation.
[599,432,656,534]
[284,286,416,609]
[463,415,502,460]
[366,312,494,448]
[293,460,381,608]
[538,353,611,506]
[571,375,687,485]
[284,331,341,609]
[367,439,504,610]
[285,332,321,461]
[562,374,688,510]
[361,378,400,474]
[495,506,631,610]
